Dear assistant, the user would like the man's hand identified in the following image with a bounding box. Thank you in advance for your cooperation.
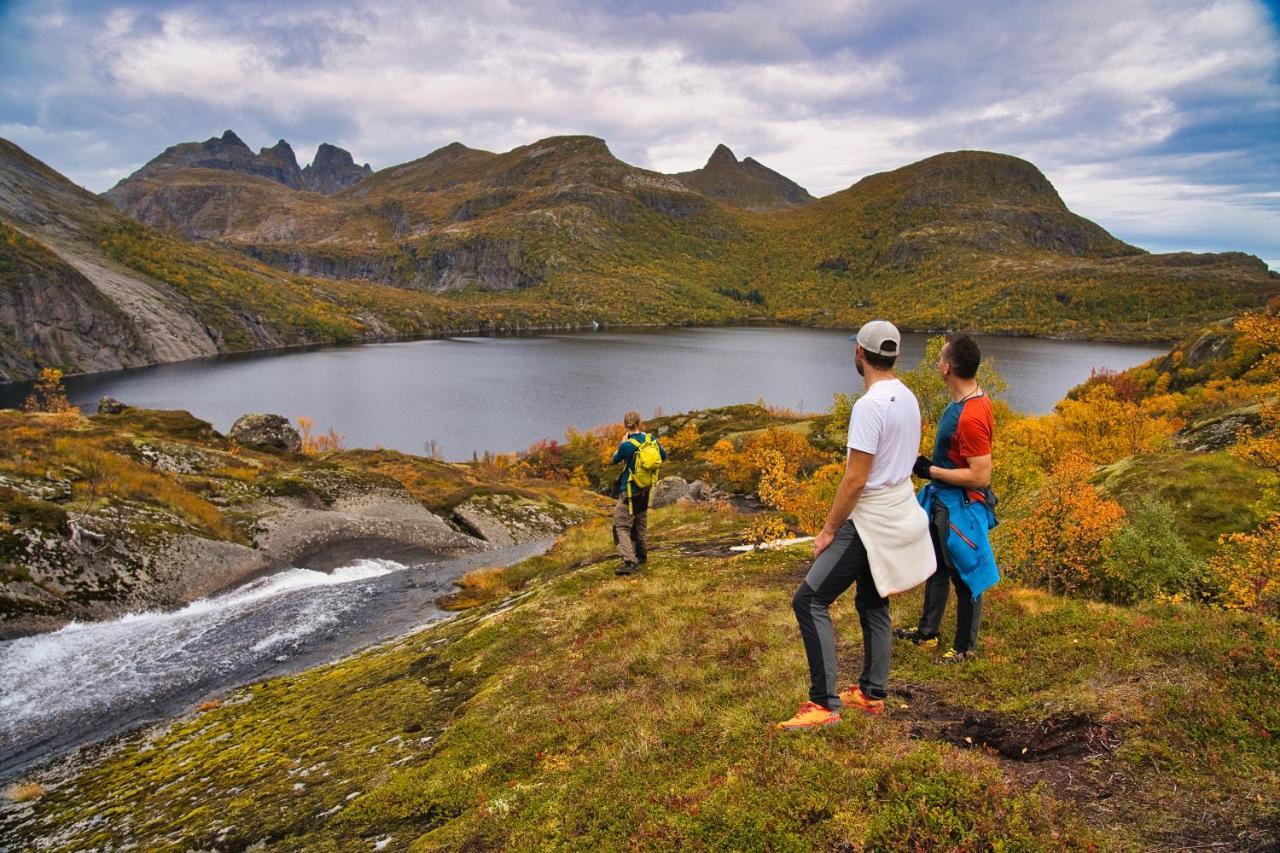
[913,454,933,480]
[814,526,836,557]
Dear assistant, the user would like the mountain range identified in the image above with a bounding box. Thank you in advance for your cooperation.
[0,130,1275,383]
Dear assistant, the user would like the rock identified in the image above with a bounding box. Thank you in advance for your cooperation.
[229,413,301,453]
[688,479,714,501]
[1174,406,1262,453]
[97,396,127,414]
[650,476,692,508]
[451,494,581,546]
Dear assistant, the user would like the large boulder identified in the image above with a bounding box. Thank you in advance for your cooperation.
[229,413,301,453]
[452,494,581,546]
[651,476,692,508]
[97,396,128,414]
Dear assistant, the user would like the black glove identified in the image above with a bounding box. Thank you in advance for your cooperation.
[913,455,933,480]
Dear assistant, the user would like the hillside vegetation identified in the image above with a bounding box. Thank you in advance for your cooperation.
[3,309,1279,848]
[101,133,1278,343]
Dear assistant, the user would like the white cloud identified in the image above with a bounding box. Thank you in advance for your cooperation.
[0,0,1276,267]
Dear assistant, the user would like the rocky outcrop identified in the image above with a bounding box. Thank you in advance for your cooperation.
[230,414,302,453]
[0,224,151,382]
[672,144,814,211]
[97,397,127,414]
[650,476,693,508]
[302,143,372,194]
[450,494,582,547]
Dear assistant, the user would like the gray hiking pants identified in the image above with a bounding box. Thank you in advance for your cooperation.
[613,489,649,565]
[792,520,891,709]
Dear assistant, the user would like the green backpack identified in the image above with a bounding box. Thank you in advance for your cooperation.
[629,434,664,490]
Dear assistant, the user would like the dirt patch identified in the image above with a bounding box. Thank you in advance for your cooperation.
[893,682,1119,764]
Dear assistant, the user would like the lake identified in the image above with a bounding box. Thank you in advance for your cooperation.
[0,327,1165,460]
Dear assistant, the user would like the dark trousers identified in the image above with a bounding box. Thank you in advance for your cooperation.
[917,497,983,652]
[792,521,891,709]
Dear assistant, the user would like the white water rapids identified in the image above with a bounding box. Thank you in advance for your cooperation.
[0,559,420,776]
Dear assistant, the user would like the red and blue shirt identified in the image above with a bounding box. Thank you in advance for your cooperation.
[931,393,994,501]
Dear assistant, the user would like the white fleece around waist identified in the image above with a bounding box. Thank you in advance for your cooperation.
[850,478,936,597]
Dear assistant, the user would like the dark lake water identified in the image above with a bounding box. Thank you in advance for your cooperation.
[0,327,1165,460]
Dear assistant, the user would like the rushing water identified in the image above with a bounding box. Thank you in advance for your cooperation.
[0,540,550,780]
[0,327,1166,460]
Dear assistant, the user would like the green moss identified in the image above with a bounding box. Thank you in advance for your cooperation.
[1095,450,1276,556]
[9,507,1276,850]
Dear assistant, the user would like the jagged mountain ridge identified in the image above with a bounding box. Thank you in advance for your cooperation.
[105,130,371,198]
[0,132,1276,383]
[672,143,814,211]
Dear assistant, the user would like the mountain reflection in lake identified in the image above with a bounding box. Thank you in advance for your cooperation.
[1,327,1165,460]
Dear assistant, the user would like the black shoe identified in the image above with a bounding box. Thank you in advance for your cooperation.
[616,562,639,576]
[893,627,939,647]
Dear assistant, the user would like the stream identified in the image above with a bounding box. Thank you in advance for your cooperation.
[0,539,552,780]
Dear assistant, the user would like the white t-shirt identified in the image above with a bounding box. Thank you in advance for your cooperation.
[846,378,922,492]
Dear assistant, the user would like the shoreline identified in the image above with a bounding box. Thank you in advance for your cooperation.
[0,318,1179,394]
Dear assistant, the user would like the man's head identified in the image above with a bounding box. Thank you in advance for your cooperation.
[939,332,981,381]
[852,319,901,377]
[624,411,642,431]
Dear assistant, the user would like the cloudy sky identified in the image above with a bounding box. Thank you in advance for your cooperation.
[2,0,1277,267]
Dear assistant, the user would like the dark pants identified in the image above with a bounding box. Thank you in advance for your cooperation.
[612,488,649,564]
[792,521,890,709]
[917,497,983,652]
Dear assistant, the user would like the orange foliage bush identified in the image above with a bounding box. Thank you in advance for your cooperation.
[296,416,345,454]
[1208,514,1280,616]
[1003,451,1126,596]
[703,428,824,493]
[22,368,77,415]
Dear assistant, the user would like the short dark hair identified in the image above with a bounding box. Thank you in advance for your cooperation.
[862,349,897,371]
[943,333,981,379]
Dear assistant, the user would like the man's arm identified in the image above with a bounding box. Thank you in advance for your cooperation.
[930,454,991,488]
[611,441,630,465]
[813,449,873,556]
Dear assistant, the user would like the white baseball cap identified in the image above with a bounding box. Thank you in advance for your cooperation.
[851,320,902,357]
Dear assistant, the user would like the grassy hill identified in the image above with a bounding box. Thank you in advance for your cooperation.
[3,505,1275,850]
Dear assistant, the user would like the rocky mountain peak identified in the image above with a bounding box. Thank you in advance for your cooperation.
[218,129,249,150]
[707,143,738,167]
[301,143,373,195]
[672,144,813,211]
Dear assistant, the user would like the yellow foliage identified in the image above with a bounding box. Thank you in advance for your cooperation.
[702,428,824,493]
[22,368,77,415]
[1208,515,1280,616]
[743,514,790,546]
[297,416,346,454]
[665,421,701,455]
[1003,451,1126,596]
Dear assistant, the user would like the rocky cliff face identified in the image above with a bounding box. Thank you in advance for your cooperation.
[302,143,373,194]
[0,224,150,382]
[672,143,815,211]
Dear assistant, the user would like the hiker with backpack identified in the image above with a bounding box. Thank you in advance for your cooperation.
[610,411,667,576]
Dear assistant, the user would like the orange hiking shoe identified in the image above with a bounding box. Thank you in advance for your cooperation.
[776,701,841,731]
[837,685,885,716]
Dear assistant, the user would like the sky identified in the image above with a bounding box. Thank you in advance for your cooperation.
[1,0,1278,269]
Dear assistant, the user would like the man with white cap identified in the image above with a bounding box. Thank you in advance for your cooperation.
[777,320,937,730]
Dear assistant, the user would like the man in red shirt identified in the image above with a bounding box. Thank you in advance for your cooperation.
[898,332,994,662]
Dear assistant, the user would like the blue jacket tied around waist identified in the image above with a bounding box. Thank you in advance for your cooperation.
[917,482,1000,599]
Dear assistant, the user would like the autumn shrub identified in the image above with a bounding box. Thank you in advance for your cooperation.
[664,421,702,455]
[758,453,844,535]
[297,416,345,454]
[22,367,77,415]
[1207,514,1280,616]
[1002,451,1126,597]
[703,427,825,493]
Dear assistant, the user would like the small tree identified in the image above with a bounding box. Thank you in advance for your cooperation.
[1101,499,1206,605]
[22,368,77,414]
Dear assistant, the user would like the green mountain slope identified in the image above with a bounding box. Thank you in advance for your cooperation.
[105,134,1279,342]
